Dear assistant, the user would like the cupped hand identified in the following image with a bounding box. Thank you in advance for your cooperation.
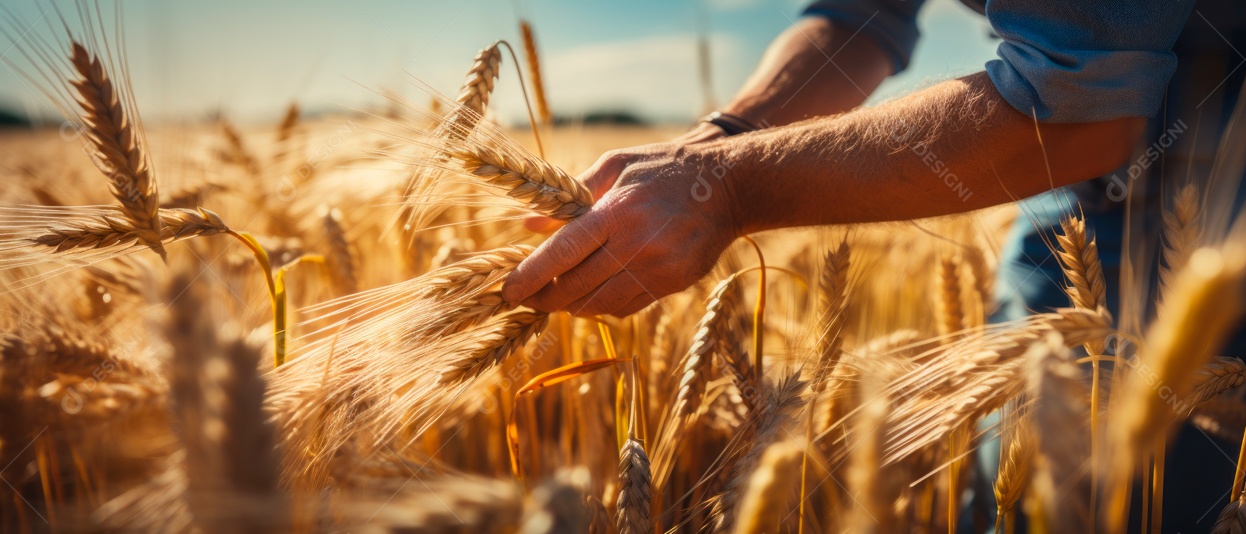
[502,140,742,318]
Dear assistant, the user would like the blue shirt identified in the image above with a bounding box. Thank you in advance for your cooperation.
[803,0,1243,123]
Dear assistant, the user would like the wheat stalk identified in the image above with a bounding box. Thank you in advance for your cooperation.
[68,42,166,259]
[1054,214,1109,522]
[847,373,890,534]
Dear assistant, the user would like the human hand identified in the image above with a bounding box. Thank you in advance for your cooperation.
[502,141,743,317]
[521,122,728,235]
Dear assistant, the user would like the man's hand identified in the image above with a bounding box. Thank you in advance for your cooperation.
[502,141,742,318]
[521,123,727,235]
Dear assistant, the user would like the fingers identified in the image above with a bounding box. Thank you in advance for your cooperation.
[523,215,564,235]
[565,271,654,317]
[523,247,622,312]
[520,150,635,236]
[502,209,608,306]
[612,293,658,318]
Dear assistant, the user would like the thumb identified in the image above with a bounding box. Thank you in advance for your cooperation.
[524,151,633,235]
[579,151,634,200]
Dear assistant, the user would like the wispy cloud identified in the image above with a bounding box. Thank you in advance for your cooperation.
[529,33,743,121]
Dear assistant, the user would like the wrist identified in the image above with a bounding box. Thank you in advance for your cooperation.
[674,122,725,146]
[689,137,753,240]
[720,102,771,131]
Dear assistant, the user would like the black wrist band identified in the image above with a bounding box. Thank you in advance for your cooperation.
[700,111,760,136]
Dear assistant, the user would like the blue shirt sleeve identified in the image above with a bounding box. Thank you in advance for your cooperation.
[803,0,927,75]
[984,0,1195,123]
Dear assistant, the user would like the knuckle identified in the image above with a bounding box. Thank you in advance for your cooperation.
[601,149,628,166]
[548,239,581,266]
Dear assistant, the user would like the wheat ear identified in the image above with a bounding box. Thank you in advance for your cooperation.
[1160,183,1202,305]
[450,144,593,220]
[399,43,501,234]
[30,207,229,253]
[320,207,358,295]
[275,102,300,145]
[1213,496,1246,534]
[519,20,552,125]
[994,418,1035,534]
[651,276,744,492]
[68,42,165,259]
[1192,396,1246,443]
[935,254,967,338]
[219,119,260,174]
[439,310,549,384]
[451,44,502,126]
[813,242,850,386]
[1055,215,1109,353]
[616,438,653,534]
[1182,357,1246,416]
[872,307,1113,465]
[673,275,743,418]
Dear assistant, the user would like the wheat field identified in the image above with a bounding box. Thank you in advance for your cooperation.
[2,5,1246,534]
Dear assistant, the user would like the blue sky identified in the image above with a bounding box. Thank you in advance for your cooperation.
[0,0,999,125]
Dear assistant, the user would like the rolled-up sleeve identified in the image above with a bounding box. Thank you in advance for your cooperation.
[985,1,1194,123]
[803,0,927,74]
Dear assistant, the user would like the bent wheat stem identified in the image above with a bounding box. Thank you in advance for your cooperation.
[743,236,766,381]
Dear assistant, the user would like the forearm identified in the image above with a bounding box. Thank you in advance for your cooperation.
[711,72,1144,232]
[722,17,892,127]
